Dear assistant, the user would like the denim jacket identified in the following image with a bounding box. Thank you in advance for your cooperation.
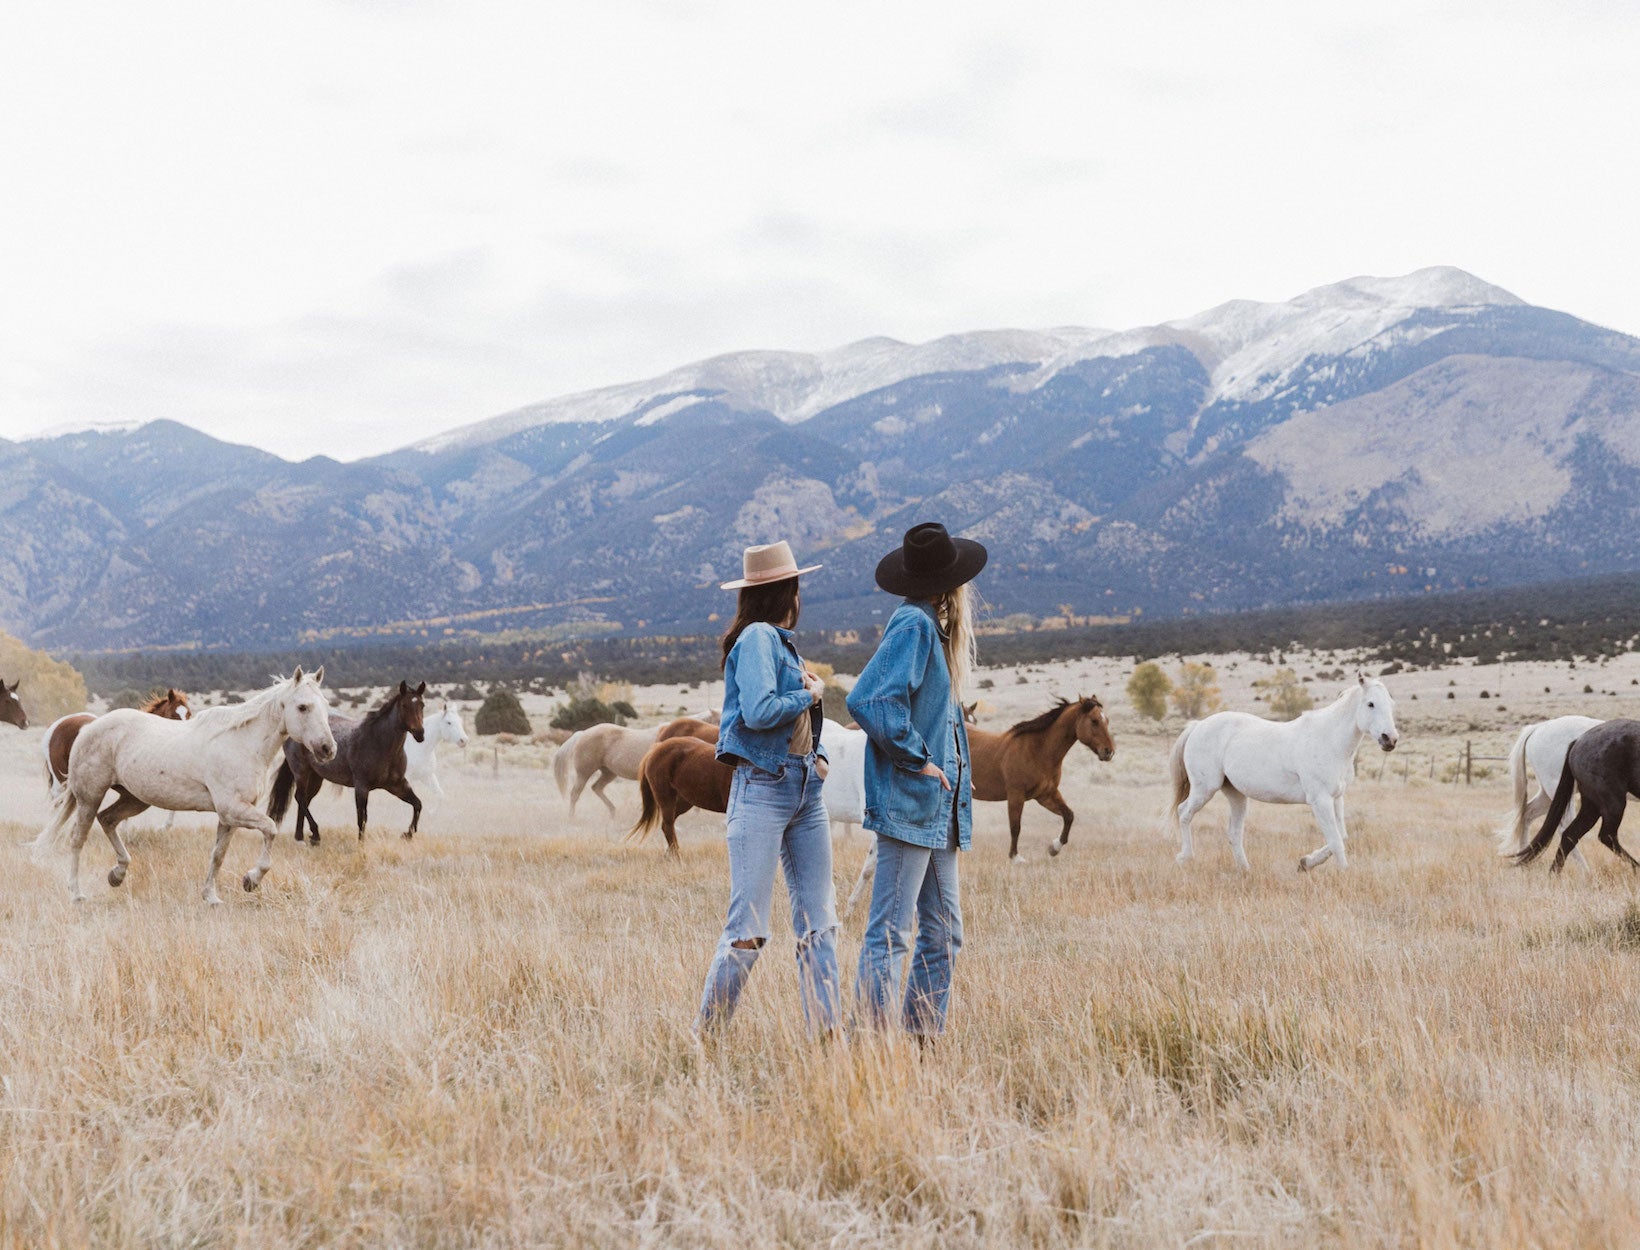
[846,600,972,850]
[716,622,827,775]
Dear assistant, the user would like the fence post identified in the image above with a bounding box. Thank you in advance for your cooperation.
[1464,739,1473,786]
[492,746,500,777]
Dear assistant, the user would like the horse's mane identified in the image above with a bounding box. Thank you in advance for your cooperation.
[1008,696,1098,737]
[362,687,406,727]
[189,677,300,730]
[141,689,182,714]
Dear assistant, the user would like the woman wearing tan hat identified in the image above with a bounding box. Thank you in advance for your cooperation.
[846,521,986,1041]
[695,541,841,1037]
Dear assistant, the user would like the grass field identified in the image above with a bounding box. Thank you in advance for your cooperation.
[5,657,1640,1246]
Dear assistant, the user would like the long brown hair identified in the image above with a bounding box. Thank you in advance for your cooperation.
[721,578,802,668]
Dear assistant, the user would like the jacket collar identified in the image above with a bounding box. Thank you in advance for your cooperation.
[902,598,938,621]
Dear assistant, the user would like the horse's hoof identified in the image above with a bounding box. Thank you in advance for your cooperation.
[1175,852,1192,865]
[1009,854,1023,865]
[1297,857,1311,873]
[107,866,126,888]
[242,873,260,892]
[1048,843,1062,858]
[203,892,222,906]
[71,893,86,905]
[401,831,413,840]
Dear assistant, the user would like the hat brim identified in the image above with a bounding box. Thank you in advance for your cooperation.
[874,539,987,598]
[720,562,822,591]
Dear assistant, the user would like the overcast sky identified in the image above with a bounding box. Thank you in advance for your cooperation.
[3,0,1637,462]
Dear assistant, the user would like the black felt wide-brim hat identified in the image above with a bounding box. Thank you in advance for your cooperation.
[874,522,988,598]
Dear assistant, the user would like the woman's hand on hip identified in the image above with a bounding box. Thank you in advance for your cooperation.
[919,761,952,790]
[815,758,829,780]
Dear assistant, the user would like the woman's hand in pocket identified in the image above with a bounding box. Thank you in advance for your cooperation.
[919,761,952,790]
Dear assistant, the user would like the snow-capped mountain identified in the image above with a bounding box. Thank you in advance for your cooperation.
[7,266,1640,652]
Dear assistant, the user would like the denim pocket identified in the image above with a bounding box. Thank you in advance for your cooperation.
[745,763,787,784]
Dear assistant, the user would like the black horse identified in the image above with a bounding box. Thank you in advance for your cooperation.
[269,681,428,842]
[1514,718,1640,873]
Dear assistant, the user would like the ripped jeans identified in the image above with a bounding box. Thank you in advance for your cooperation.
[696,753,841,1035]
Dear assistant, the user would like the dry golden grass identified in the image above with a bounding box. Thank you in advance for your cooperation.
[5,708,1640,1249]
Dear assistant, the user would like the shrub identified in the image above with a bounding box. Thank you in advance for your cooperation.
[1171,663,1222,720]
[1126,662,1173,720]
[549,695,626,733]
[1253,668,1314,721]
[107,688,147,711]
[477,688,532,736]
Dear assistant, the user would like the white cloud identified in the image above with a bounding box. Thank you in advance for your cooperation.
[2,0,1638,460]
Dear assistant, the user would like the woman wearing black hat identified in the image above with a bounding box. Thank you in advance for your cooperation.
[845,522,986,1040]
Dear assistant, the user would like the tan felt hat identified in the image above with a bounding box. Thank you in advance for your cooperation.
[720,541,822,590]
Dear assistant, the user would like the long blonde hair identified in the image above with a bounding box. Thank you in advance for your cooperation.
[932,583,977,700]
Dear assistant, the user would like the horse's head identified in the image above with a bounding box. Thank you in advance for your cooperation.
[1355,672,1399,752]
[153,687,191,721]
[0,679,25,730]
[438,704,469,748]
[398,680,428,743]
[1073,695,1115,762]
[962,701,979,726]
[282,666,336,762]
[702,708,722,726]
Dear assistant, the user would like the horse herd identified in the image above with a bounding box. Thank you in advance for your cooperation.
[10,664,1640,905]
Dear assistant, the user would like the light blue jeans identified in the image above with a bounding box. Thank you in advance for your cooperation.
[696,753,841,1035]
[855,826,964,1036]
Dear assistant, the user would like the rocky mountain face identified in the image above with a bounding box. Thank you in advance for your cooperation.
[12,266,1640,651]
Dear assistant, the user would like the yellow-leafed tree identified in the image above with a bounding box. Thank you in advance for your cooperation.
[0,631,88,722]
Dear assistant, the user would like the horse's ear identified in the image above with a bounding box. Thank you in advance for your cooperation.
[1357,671,1366,686]
[7,679,17,693]
[312,665,325,686]
[398,679,409,694]
[416,681,427,696]
[292,665,305,683]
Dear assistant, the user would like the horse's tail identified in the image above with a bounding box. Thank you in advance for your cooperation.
[553,732,579,799]
[29,789,78,858]
[267,760,296,826]
[1514,748,1580,866]
[629,771,659,843]
[1496,724,1537,856]
[1161,722,1195,839]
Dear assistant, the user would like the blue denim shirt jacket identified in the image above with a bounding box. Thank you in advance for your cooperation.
[716,622,828,775]
[846,600,972,850]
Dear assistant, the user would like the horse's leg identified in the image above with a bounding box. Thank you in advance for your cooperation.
[354,786,370,839]
[1007,793,1025,863]
[1040,789,1074,858]
[383,778,422,838]
[1223,785,1251,872]
[1593,799,1640,871]
[65,795,103,903]
[590,768,619,818]
[844,841,877,919]
[1176,781,1216,865]
[1298,790,1347,872]
[97,792,149,888]
[567,762,589,819]
[661,798,680,857]
[1334,794,1347,842]
[293,770,321,844]
[202,818,235,905]
[1551,801,1602,874]
[223,800,283,893]
[302,775,323,842]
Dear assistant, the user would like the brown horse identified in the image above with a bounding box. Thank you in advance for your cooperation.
[657,716,720,744]
[268,681,428,842]
[630,737,733,856]
[970,695,1116,861]
[44,688,190,797]
[0,679,25,730]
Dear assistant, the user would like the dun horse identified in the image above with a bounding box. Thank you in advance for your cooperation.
[554,713,719,816]
[1512,718,1640,873]
[971,696,1116,861]
[44,688,191,798]
[269,681,428,842]
[629,736,733,855]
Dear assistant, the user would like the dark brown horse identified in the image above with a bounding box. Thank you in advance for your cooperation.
[0,679,27,731]
[656,716,720,744]
[1514,718,1640,873]
[630,736,733,856]
[969,695,1116,861]
[44,688,190,796]
[269,681,428,842]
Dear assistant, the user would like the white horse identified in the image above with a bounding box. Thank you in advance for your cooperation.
[404,703,468,798]
[1167,674,1399,872]
[32,669,336,904]
[1497,716,1600,869]
[821,718,868,835]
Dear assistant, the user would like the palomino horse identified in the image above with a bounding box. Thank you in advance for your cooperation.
[972,696,1116,861]
[403,703,469,798]
[1497,716,1601,870]
[0,680,26,730]
[44,688,191,798]
[1513,718,1640,873]
[269,681,428,842]
[1168,674,1398,872]
[630,736,733,855]
[555,714,720,816]
[32,669,336,904]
